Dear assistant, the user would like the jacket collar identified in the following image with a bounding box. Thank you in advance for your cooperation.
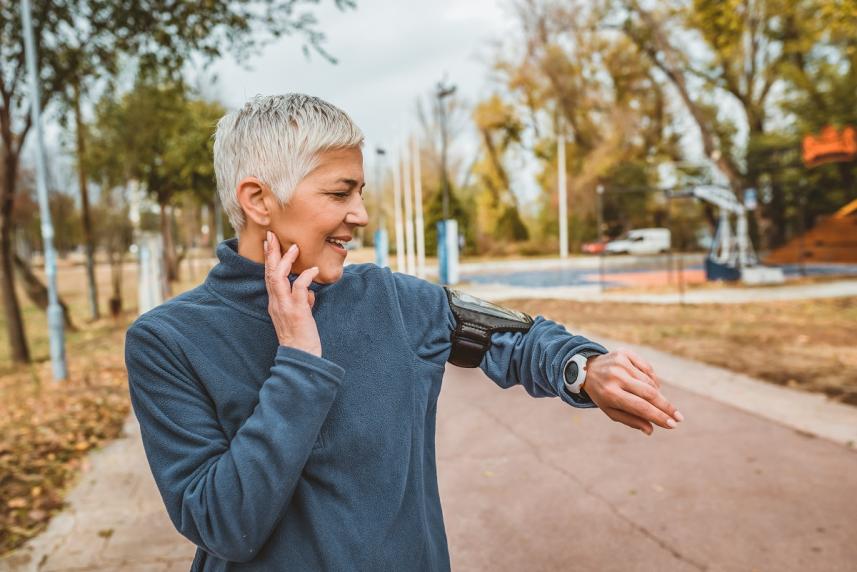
[204,238,329,319]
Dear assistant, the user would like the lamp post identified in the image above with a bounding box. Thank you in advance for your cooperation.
[435,79,458,285]
[596,184,605,293]
[412,136,426,278]
[435,80,456,221]
[21,0,66,380]
[392,150,405,272]
[558,124,568,259]
[402,143,416,274]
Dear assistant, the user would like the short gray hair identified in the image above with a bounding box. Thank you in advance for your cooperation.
[213,94,364,232]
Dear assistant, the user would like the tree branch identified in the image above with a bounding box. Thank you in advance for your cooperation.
[623,0,745,194]
[15,111,32,159]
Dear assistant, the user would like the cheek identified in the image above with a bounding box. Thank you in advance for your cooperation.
[275,203,345,257]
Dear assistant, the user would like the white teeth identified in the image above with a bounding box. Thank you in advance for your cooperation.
[326,238,345,247]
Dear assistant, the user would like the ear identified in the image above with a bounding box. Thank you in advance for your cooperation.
[236,177,274,227]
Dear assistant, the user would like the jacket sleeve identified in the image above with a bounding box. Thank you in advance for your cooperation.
[125,318,344,563]
[481,318,608,409]
[389,270,607,407]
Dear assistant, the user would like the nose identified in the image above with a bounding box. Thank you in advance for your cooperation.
[345,195,369,227]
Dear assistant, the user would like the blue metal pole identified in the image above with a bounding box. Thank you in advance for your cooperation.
[437,221,447,285]
[21,0,67,380]
[374,229,388,268]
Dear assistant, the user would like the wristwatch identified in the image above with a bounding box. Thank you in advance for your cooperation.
[563,350,601,395]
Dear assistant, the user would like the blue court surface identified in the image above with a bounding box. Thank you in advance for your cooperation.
[460,262,857,289]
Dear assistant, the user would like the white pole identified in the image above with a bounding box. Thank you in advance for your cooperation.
[412,136,426,278]
[402,144,416,275]
[373,148,389,268]
[558,127,568,259]
[392,151,405,272]
[138,233,165,314]
[21,0,66,380]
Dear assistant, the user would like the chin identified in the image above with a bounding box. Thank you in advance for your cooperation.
[316,265,344,284]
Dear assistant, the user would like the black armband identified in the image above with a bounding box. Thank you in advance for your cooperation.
[444,288,534,368]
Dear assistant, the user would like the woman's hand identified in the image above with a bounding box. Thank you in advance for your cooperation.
[264,231,322,357]
[582,348,683,435]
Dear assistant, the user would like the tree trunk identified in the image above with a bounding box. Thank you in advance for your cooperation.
[1,149,30,363]
[109,250,123,318]
[13,253,77,331]
[766,181,787,248]
[73,82,99,320]
[479,128,511,198]
[160,201,177,285]
[173,207,187,274]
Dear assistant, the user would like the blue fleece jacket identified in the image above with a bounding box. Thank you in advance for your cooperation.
[125,238,608,571]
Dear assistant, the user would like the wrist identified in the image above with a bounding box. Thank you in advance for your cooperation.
[581,355,598,391]
[278,340,321,357]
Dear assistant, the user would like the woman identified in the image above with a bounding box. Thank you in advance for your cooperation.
[125,94,682,571]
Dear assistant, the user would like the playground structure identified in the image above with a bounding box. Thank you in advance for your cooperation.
[669,185,785,284]
[765,198,857,265]
[763,125,857,265]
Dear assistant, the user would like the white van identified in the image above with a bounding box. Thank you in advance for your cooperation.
[605,228,671,255]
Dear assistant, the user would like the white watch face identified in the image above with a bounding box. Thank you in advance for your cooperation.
[564,354,589,393]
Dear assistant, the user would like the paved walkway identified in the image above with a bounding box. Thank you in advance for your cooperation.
[0,419,195,572]
[3,339,856,571]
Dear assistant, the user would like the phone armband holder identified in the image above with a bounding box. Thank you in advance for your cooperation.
[444,288,534,368]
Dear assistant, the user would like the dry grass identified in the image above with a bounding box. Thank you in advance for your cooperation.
[0,255,212,555]
[506,297,857,405]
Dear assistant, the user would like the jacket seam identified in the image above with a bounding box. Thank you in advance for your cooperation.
[386,270,448,371]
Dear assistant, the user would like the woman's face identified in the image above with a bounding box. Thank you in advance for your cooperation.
[269,146,368,284]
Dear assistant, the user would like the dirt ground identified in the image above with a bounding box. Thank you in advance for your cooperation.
[507,297,857,406]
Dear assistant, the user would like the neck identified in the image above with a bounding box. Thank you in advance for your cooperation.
[237,227,266,263]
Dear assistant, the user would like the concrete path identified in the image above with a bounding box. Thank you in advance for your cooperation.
[3,345,856,571]
[0,418,196,572]
[439,366,857,571]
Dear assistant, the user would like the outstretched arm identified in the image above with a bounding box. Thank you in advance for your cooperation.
[484,320,683,435]
[389,272,683,435]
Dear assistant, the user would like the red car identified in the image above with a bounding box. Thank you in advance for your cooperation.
[581,240,607,254]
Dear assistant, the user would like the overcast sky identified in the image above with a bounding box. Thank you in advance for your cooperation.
[203,0,521,188]
[201,0,716,203]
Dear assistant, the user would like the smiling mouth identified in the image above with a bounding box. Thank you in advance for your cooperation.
[325,236,350,254]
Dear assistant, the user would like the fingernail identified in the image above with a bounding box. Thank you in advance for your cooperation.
[666,418,677,429]
[288,244,298,253]
[266,230,272,241]
[674,411,684,423]
[263,240,268,253]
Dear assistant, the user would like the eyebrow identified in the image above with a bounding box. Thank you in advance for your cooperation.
[333,178,366,189]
